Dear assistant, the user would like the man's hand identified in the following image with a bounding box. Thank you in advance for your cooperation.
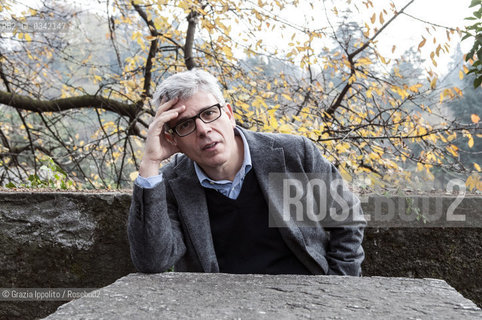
[139,98,185,178]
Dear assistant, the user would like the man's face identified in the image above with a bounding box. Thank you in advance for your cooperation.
[166,91,239,173]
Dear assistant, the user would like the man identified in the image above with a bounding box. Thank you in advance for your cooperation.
[128,69,365,276]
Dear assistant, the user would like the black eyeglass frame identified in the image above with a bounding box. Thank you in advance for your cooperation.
[165,103,223,137]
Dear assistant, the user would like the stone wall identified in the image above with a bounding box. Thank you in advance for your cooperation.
[0,191,480,319]
[0,192,135,319]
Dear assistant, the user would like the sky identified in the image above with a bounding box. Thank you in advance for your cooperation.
[373,0,474,74]
[2,0,475,77]
[256,0,475,76]
[378,0,473,48]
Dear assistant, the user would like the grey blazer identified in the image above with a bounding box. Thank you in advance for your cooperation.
[128,128,366,276]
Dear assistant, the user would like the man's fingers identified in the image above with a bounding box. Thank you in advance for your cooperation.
[155,97,179,117]
[159,107,183,125]
[149,106,184,132]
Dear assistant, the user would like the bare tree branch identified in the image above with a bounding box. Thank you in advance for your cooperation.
[350,0,415,59]
[131,1,161,98]
[185,10,200,70]
[0,90,139,119]
[325,0,415,116]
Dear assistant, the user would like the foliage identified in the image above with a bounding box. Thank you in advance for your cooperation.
[0,0,480,192]
[5,156,75,189]
[462,0,482,88]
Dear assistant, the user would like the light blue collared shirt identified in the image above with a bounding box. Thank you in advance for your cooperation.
[135,127,252,200]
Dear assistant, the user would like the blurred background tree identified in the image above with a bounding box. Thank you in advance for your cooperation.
[462,0,481,88]
[0,0,480,191]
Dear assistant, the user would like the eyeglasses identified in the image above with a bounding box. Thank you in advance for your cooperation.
[166,103,223,137]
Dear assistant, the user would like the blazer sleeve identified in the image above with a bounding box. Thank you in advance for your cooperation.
[301,136,366,276]
[127,176,186,273]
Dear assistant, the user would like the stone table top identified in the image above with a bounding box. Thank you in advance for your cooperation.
[44,273,481,319]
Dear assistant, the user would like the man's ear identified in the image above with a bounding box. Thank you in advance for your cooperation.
[225,103,236,126]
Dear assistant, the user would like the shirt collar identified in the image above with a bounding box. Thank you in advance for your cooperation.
[194,126,252,184]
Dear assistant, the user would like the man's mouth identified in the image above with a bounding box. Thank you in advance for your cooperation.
[202,142,218,151]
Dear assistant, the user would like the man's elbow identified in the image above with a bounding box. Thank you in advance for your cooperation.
[131,254,173,274]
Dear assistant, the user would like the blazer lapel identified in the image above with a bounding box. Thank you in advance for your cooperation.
[244,130,293,227]
[244,129,317,269]
[168,160,219,272]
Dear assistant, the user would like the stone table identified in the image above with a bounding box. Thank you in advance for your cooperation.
[44,273,481,319]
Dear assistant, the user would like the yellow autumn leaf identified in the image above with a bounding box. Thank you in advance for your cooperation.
[447,132,457,141]
[131,31,141,40]
[379,55,390,65]
[471,114,480,123]
[357,57,372,65]
[474,163,481,172]
[468,135,474,148]
[278,123,292,134]
[408,83,422,93]
[282,93,292,101]
[418,37,426,50]
[454,87,463,96]
[222,46,233,58]
[446,144,458,157]
[466,175,476,190]
[269,115,279,130]
[338,165,352,182]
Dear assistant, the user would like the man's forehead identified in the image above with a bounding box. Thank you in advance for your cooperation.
[166,93,217,126]
[174,92,217,116]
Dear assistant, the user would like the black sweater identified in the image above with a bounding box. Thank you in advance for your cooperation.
[205,169,311,275]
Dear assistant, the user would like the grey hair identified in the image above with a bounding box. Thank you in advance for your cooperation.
[152,69,226,107]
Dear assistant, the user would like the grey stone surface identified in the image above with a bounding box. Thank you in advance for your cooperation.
[44,273,481,320]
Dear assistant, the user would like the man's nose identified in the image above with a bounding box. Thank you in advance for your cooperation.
[195,118,211,136]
